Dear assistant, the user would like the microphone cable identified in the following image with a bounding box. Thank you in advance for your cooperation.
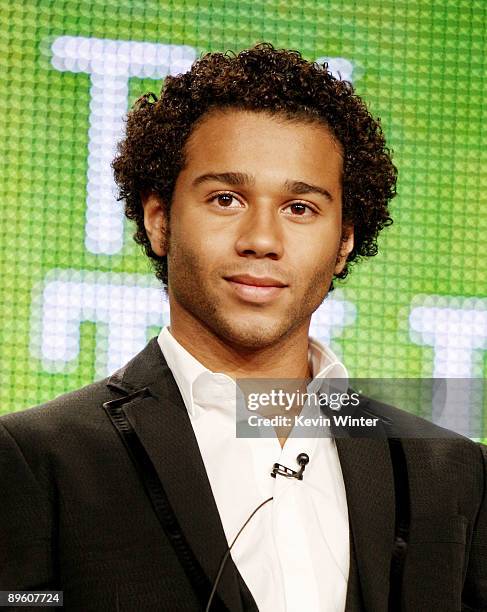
[205,452,310,612]
[205,496,273,612]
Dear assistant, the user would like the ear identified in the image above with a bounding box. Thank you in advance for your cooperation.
[334,226,354,275]
[141,191,169,257]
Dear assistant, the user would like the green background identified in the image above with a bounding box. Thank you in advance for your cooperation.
[0,1,485,427]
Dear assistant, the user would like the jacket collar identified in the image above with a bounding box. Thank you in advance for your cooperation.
[335,435,395,612]
[107,337,395,612]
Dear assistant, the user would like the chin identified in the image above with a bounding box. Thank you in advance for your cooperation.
[212,315,295,350]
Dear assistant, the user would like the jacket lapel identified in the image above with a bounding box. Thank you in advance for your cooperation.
[336,430,396,612]
[344,526,366,612]
[105,338,249,612]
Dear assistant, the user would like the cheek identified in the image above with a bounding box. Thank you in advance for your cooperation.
[172,201,222,249]
[167,223,219,283]
[288,225,342,268]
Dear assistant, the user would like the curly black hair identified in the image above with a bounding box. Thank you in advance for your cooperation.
[112,43,396,291]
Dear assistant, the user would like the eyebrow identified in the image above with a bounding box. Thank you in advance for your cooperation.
[192,172,334,202]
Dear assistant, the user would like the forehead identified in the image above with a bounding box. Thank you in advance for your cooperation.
[182,109,344,179]
[184,109,342,155]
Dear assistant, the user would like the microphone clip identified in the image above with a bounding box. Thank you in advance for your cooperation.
[271,453,309,481]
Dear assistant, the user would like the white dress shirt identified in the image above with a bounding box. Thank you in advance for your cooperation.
[158,326,350,612]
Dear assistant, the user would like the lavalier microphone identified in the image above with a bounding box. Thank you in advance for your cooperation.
[271,452,310,480]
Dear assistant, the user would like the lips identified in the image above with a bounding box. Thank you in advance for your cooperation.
[224,274,288,304]
[224,274,287,288]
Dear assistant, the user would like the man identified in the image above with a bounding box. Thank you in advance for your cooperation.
[1,44,485,612]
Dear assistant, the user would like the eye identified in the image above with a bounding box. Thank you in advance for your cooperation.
[283,202,316,217]
[208,192,244,208]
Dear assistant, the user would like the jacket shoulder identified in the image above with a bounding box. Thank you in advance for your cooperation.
[0,377,116,431]
[0,338,164,477]
[0,377,126,471]
[363,394,474,440]
[361,394,486,470]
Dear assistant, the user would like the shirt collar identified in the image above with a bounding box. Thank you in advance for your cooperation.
[157,326,348,418]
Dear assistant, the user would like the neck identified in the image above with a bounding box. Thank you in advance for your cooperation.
[168,308,312,381]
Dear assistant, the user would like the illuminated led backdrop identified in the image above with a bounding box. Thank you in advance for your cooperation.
[0,1,486,428]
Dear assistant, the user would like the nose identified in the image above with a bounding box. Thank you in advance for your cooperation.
[234,205,284,260]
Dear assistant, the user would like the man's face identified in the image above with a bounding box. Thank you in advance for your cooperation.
[144,109,353,349]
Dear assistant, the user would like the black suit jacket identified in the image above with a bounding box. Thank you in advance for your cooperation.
[1,338,486,611]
